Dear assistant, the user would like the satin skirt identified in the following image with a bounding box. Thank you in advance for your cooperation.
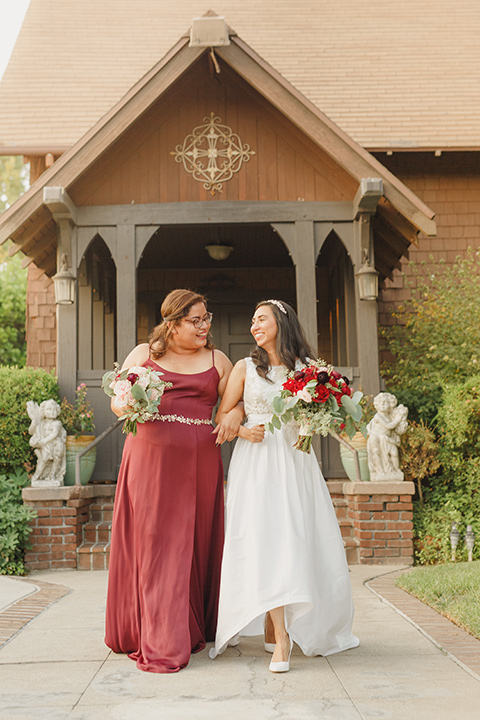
[211,418,359,658]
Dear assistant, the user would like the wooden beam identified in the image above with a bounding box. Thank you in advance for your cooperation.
[8,210,52,251]
[21,233,57,268]
[374,213,411,256]
[373,232,403,275]
[377,198,420,245]
[77,201,354,227]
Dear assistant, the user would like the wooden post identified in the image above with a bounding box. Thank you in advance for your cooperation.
[115,224,137,363]
[294,221,318,351]
[44,188,78,402]
[353,213,380,396]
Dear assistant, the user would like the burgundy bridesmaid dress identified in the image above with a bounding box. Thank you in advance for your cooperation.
[105,357,224,673]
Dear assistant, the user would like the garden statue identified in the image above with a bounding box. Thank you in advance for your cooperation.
[27,399,67,486]
[366,392,408,482]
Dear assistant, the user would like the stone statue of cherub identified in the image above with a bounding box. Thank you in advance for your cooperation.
[27,399,67,487]
[366,392,408,482]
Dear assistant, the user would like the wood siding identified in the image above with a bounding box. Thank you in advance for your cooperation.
[69,55,357,207]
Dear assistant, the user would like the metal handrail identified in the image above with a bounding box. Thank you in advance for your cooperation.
[75,418,123,485]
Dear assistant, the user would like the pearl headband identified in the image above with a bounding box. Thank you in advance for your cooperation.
[265,299,287,315]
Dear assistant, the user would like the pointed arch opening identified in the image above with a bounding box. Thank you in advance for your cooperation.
[317,231,358,368]
[78,235,117,371]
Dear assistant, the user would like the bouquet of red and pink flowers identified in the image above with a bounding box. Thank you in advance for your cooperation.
[267,359,363,452]
[102,363,172,435]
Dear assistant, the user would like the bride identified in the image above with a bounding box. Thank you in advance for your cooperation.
[211,299,359,672]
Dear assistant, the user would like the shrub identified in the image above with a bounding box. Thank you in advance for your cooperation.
[0,366,60,475]
[435,376,480,510]
[0,468,36,575]
[411,376,480,564]
[400,421,440,503]
[382,249,480,425]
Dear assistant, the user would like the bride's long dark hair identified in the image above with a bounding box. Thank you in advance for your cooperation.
[251,300,315,380]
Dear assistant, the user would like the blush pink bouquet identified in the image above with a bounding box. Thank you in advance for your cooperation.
[102,363,172,435]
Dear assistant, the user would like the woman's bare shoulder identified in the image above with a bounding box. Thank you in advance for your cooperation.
[121,343,150,369]
[213,349,233,369]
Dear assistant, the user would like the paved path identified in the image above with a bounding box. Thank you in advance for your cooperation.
[1,566,479,719]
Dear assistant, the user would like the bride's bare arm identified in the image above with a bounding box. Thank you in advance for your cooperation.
[213,360,264,445]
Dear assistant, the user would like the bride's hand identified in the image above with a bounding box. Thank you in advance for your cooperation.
[246,424,265,443]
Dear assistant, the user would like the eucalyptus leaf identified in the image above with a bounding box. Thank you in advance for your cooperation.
[352,390,363,405]
[272,415,282,430]
[272,396,285,413]
[341,394,362,421]
[131,384,148,402]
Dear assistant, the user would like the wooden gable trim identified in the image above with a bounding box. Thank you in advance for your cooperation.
[218,37,436,237]
[0,27,436,259]
[0,37,200,246]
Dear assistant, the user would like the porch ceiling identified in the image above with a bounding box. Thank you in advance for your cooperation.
[139,224,292,269]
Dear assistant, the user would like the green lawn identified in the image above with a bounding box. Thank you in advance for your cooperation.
[396,561,480,640]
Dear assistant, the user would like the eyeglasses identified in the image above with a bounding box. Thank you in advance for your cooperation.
[183,312,213,329]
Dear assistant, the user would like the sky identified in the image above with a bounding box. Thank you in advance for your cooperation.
[0,0,31,80]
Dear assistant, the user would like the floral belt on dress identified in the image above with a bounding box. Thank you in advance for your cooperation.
[154,414,212,426]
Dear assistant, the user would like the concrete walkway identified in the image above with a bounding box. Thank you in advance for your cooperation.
[1,566,479,720]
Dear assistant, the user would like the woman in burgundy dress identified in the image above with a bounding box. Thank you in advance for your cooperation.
[105,289,237,673]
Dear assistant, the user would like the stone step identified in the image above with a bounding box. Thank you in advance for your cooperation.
[77,542,110,570]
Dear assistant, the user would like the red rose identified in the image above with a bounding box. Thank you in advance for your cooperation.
[313,385,330,403]
[127,373,139,385]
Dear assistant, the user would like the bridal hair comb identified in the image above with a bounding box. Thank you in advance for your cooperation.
[265,299,287,315]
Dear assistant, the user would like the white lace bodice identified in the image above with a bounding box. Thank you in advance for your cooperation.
[243,357,289,425]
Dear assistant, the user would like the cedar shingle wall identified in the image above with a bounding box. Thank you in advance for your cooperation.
[26,266,56,371]
[378,153,480,331]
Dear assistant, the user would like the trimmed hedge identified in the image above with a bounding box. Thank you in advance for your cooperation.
[0,366,60,475]
[0,469,36,575]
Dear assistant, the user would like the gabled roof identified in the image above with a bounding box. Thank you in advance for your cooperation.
[0,24,436,276]
[1,0,479,153]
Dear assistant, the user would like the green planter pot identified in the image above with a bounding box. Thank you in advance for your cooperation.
[339,432,370,482]
[64,435,97,486]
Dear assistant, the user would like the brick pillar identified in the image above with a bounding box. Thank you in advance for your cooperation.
[344,481,415,564]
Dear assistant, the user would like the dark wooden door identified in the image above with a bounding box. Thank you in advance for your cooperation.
[210,303,254,478]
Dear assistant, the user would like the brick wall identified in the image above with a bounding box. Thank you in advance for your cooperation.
[327,480,415,565]
[22,485,115,572]
[22,482,412,571]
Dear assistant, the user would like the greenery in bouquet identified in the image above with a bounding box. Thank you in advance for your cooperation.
[267,360,363,452]
[102,363,172,435]
[59,383,95,438]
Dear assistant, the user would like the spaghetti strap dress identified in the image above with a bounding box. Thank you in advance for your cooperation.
[105,354,224,673]
[210,357,359,659]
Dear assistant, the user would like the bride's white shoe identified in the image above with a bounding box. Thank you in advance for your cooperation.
[269,637,293,673]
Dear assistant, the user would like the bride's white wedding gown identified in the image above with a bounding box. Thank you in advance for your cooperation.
[210,357,359,658]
